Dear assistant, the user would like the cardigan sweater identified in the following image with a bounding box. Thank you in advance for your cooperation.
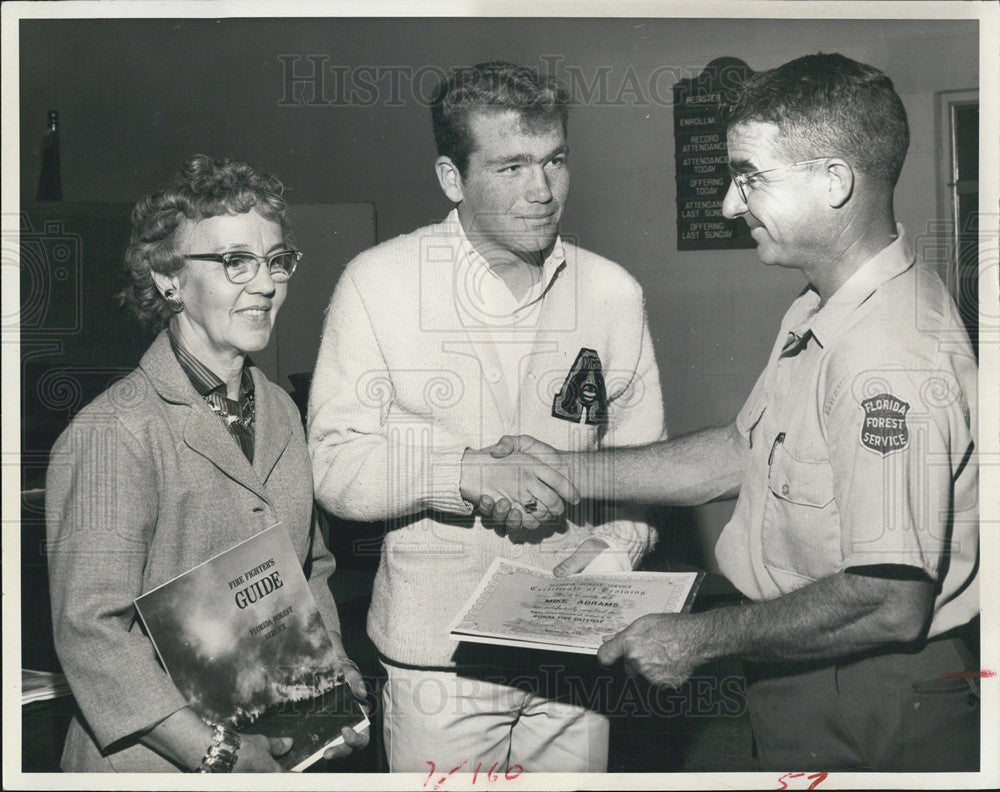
[46,331,340,771]
[308,213,665,667]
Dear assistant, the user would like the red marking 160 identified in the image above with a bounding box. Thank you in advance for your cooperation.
[424,760,524,790]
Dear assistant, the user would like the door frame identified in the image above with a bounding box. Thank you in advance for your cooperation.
[935,88,979,299]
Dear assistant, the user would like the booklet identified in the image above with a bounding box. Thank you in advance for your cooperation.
[449,558,703,654]
[134,524,368,771]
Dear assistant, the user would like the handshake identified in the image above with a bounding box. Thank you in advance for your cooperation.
[459,435,581,532]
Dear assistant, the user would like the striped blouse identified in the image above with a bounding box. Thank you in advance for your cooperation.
[167,327,255,462]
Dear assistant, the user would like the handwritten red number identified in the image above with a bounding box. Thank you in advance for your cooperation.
[777,772,827,790]
[423,760,468,790]
[429,759,524,786]
[443,759,468,787]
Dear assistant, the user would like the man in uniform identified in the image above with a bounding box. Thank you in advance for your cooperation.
[308,61,664,772]
[485,53,979,771]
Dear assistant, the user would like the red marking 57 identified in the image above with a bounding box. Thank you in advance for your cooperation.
[424,760,524,790]
[777,772,828,790]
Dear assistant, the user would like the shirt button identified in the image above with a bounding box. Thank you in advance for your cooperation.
[781,483,790,496]
[486,369,501,383]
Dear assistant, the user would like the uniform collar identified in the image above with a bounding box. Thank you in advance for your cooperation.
[789,224,914,349]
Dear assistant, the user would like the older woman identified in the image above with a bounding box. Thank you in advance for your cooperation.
[45,155,367,772]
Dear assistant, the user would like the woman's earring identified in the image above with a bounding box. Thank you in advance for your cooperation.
[164,288,184,314]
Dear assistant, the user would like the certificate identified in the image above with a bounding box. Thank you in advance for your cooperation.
[449,558,703,654]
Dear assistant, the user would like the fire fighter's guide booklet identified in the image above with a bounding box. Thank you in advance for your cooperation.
[134,523,368,771]
[449,557,703,654]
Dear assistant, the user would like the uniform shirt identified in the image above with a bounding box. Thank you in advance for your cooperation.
[715,227,978,637]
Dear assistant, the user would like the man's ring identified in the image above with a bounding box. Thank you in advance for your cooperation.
[523,500,538,513]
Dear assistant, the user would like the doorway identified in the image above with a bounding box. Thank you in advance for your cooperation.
[937,90,979,357]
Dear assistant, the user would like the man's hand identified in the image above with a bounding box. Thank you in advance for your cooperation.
[484,434,561,460]
[471,435,577,531]
[552,537,611,577]
[597,613,707,688]
[460,442,578,530]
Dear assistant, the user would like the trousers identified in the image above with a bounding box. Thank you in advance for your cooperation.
[380,660,610,773]
[746,635,979,771]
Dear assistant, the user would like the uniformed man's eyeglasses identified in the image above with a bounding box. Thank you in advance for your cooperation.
[729,158,830,203]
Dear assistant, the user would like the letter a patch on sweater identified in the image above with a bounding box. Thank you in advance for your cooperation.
[860,393,910,456]
[552,348,609,426]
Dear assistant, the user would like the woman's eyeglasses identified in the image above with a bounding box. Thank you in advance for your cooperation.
[184,249,302,284]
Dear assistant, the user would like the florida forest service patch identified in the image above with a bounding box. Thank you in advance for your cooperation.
[860,393,910,456]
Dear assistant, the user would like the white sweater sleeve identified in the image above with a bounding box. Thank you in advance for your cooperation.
[307,270,472,522]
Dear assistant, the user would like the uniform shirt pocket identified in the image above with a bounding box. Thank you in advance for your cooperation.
[762,442,842,585]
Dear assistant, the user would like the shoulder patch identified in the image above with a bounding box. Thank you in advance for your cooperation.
[860,393,910,455]
[552,348,609,426]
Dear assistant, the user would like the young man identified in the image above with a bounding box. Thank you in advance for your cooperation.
[487,53,979,772]
[308,62,664,772]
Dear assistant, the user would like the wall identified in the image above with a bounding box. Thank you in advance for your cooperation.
[19,16,980,566]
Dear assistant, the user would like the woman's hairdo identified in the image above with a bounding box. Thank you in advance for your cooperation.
[120,154,290,332]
